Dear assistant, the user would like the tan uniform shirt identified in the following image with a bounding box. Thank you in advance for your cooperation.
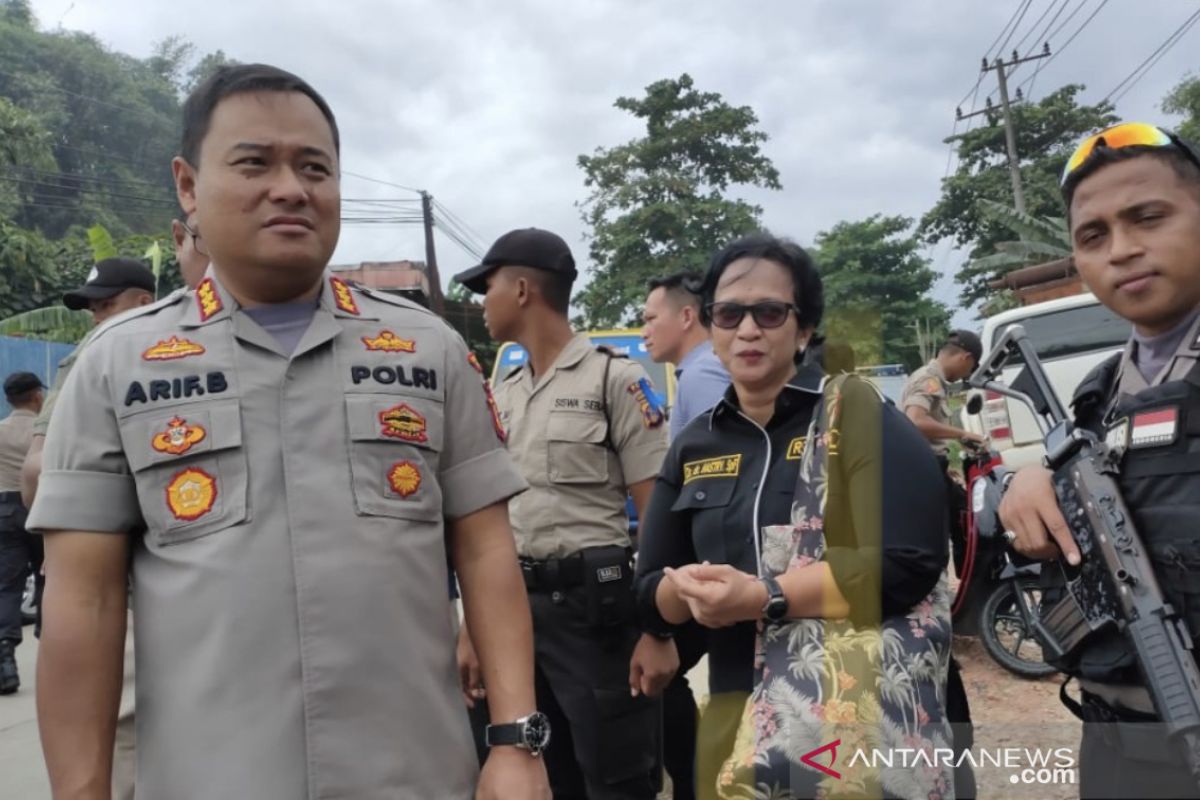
[900,359,951,455]
[33,326,98,437]
[493,333,669,560]
[27,268,526,800]
[0,408,35,491]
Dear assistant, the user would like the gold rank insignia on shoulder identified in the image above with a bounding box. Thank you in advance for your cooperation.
[785,437,806,460]
[196,278,223,322]
[362,330,416,353]
[152,417,207,456]
[387,460,422,498]
[379,403,428,443]
[166,467,217,521]
[682,454,741,484]
[330,276,360,315]
[142,336,206,361]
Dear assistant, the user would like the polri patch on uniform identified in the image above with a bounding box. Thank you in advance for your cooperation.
[785,436,806,460]
[627,377,665,429]
[330,276,359,315]
[925,377,943,395]
[143,336,206,361]
[362,330,416,353]
[379,403,428,444]
[1129,407,1179,449]
[683,454,741,484]
[387,460,422,498]
[166,467,217,521]
[152,416,207,456]
[196,278,223,322]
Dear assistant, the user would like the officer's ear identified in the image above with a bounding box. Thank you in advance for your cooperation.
[680,303,698,330]
[514,275,532,308]
[172,157,198,218]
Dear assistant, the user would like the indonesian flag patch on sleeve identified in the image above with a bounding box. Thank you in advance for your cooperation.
[1129,406,1179,449]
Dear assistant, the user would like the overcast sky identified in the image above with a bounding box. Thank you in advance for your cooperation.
[28,0,1200,323]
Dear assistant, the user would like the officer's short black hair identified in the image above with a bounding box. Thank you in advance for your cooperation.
[699,232,824,330]
[514,267,572,315]
[647,271,703,313]
[1063,144,1200,215]
[180,64,340,166]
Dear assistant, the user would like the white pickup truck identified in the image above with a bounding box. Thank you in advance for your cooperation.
[962,293,1131,468]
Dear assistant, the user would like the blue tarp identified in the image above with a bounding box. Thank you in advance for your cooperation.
[0,335,76,417]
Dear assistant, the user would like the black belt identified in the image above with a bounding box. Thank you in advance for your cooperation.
[0,491,22,503]
[520,553,586,592]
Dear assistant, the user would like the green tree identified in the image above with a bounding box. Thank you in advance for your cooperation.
[575,74,781,327]
[185,50,238,94]
[1163,73,1200,144]
[812,215,950,370]
[919,85,1116,307]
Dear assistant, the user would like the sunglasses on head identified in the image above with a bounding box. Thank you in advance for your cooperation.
[706,301,798,330]
[1061,122,1200,187]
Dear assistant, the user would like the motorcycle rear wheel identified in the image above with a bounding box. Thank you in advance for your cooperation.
[979,577,1057,679]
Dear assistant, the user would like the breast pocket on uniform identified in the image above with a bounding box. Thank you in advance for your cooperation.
[670,477,736,564]
[547,412,609,484]
[345,393,445,521]
[121,399,249,546]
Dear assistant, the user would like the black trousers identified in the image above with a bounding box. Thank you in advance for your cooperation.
[0,493,39,645]
[662,622,705,800]
[936,455,968,576]
[529,585,661,800]
[1077,692,1198,799]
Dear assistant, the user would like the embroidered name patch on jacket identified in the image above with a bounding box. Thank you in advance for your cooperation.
[682,454,741,484]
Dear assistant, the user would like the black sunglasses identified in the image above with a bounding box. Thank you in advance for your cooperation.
[706,301,799,330]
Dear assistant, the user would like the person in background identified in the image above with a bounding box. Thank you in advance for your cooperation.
[455,228,672,799]
[641,270,730,799]
[0,372,46,695]
[642,271,730,439]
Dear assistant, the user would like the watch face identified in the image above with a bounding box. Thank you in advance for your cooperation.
[766,596,788,621]
[523,712,552,751]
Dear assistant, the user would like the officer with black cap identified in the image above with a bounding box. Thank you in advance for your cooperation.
[455,229,673,799]
[62,256,157,325]
[0,372,46,694]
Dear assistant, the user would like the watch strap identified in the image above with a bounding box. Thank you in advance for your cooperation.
[484,722,522,747]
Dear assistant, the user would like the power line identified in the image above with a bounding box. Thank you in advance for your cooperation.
[0,173,176,208]
[983,0,1034,62]
[1012,1,1058,56]
[1104,8,1200,104]
[432,200,486,254]
[341,170,423,195]
[3,164,172,191]
[1017,0,1111,94]
[994,0,1035,60]
[434,219,484,261]
[1026,0,1072,55]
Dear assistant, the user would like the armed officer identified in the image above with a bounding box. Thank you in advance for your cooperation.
[1000,122,1200,798]
[455,228,673,799]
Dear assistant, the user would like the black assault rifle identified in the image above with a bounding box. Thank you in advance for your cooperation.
[968,325,1200,784]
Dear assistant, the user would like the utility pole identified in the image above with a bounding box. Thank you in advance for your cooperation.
[420,191,445,315]
[957,43,1052,215]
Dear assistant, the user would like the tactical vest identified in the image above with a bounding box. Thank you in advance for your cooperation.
[1066,353,1200,683]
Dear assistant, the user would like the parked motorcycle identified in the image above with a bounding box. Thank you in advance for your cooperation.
[951,436,1055,678]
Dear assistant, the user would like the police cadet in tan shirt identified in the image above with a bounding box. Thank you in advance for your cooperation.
[0,372,45,695]
[27,63,550,800]
[455,229,674,800]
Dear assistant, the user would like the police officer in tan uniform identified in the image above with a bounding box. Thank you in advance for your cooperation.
[455,229,675,799]
[28,63,550,800]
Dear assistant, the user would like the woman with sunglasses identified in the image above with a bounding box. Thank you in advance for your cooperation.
[634,233,955,799]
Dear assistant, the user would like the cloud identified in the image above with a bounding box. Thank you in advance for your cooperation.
[31,0,1200,322]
